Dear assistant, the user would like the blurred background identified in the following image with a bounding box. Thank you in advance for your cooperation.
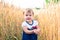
[0,0,60,40]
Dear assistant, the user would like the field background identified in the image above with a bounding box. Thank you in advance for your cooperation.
[0,1,60,40]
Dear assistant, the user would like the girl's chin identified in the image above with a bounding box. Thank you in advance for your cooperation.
[26,20,31,21]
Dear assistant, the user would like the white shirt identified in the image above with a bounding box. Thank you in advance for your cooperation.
[22,20,38,29]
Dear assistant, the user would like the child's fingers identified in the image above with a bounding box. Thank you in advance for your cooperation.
[34,29,40,34]
[33,30,38,34]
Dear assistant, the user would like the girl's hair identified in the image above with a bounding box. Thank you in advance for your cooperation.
[23,8,34,15]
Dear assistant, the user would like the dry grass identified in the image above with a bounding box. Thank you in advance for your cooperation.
[37,3,60,40]
[0,2,60,40]
[0,2,23,40]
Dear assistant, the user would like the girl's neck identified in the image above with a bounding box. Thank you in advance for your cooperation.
[28,20,32,24]
[26,20,33,25]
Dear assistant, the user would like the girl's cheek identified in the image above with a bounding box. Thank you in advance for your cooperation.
[31,17,33,20]
[24,16,27,20]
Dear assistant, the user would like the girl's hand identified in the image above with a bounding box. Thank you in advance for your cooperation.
[33,29,40,35]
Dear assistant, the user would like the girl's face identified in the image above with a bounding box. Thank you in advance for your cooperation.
[24,11,34,22]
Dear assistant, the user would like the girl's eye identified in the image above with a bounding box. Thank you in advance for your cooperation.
[29,15,31,16]
[26,15,31,16]
[26,15,28,16]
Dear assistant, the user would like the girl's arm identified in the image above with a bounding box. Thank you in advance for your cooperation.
[23,26,34,34]
[34,25,40,34]
[37,25,40,31]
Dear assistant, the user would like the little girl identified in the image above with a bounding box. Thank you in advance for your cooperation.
[22,8,40,40]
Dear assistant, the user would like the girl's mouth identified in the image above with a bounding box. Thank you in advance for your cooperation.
[26,18,31,20]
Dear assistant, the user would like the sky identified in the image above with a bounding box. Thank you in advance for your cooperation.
[2,0,45,8]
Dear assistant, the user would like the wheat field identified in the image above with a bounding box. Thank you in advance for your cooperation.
[0,2,60,40]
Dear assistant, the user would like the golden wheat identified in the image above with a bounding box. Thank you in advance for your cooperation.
[0,2,60,40]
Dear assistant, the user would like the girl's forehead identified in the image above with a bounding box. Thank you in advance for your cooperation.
[24,11,33,15]
[25,12,32,15]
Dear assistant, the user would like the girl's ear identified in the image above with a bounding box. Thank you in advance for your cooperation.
[23,12,24,14]
[23,9,25,14]
[32,11,34,15]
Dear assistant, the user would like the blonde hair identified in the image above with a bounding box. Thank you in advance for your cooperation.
[23,8,34,15]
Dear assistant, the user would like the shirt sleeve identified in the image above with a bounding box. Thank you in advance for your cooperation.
[35,20,38,26]
[22,22,26,28]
